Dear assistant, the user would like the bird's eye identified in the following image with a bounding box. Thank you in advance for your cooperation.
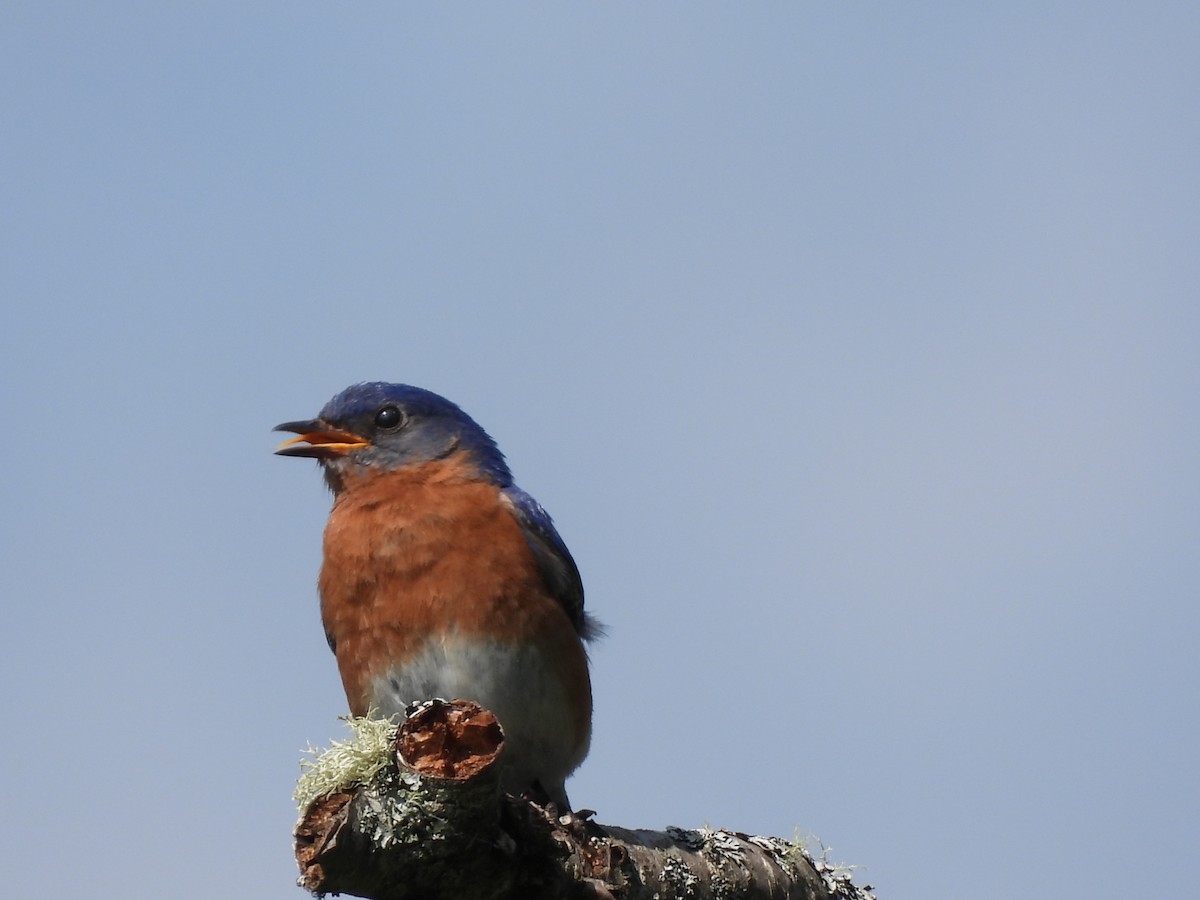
[374,405,403,430]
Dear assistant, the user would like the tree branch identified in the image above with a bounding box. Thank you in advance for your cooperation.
[293,700,875,900]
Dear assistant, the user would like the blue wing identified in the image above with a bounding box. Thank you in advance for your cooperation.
[502,486,600,640]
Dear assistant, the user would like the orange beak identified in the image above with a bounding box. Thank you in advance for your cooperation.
[273,420,370,459]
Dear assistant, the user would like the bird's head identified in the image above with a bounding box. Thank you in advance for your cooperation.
[274,382,511,493]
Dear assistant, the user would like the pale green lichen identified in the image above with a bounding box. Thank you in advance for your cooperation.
[354,768,448,849]
[293,716,399,809]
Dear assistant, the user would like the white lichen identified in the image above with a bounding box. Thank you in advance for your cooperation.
[660,851,700,898]
[794,831,877,900]
[666,825,705,850]
[697,827,745,864]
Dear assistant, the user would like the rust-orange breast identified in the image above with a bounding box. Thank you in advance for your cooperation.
[316,455,590,738]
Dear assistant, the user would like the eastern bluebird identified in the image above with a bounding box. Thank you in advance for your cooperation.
[275,382,596,808]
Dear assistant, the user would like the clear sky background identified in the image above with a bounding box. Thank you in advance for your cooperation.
[2,4,1197,898]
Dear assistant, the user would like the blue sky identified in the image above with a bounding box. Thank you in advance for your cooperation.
[2,4,1197,898]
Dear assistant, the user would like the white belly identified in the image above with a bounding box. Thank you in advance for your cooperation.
[368,631,586,802]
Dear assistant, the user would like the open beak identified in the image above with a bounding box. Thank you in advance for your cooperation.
[273,419,370,459]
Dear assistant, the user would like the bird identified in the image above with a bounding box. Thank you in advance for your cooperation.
[274,382,596,809]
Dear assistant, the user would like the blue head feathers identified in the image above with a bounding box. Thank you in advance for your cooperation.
[275,382,512,488]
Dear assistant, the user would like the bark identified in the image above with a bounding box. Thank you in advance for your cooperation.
[294,700,875,900]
